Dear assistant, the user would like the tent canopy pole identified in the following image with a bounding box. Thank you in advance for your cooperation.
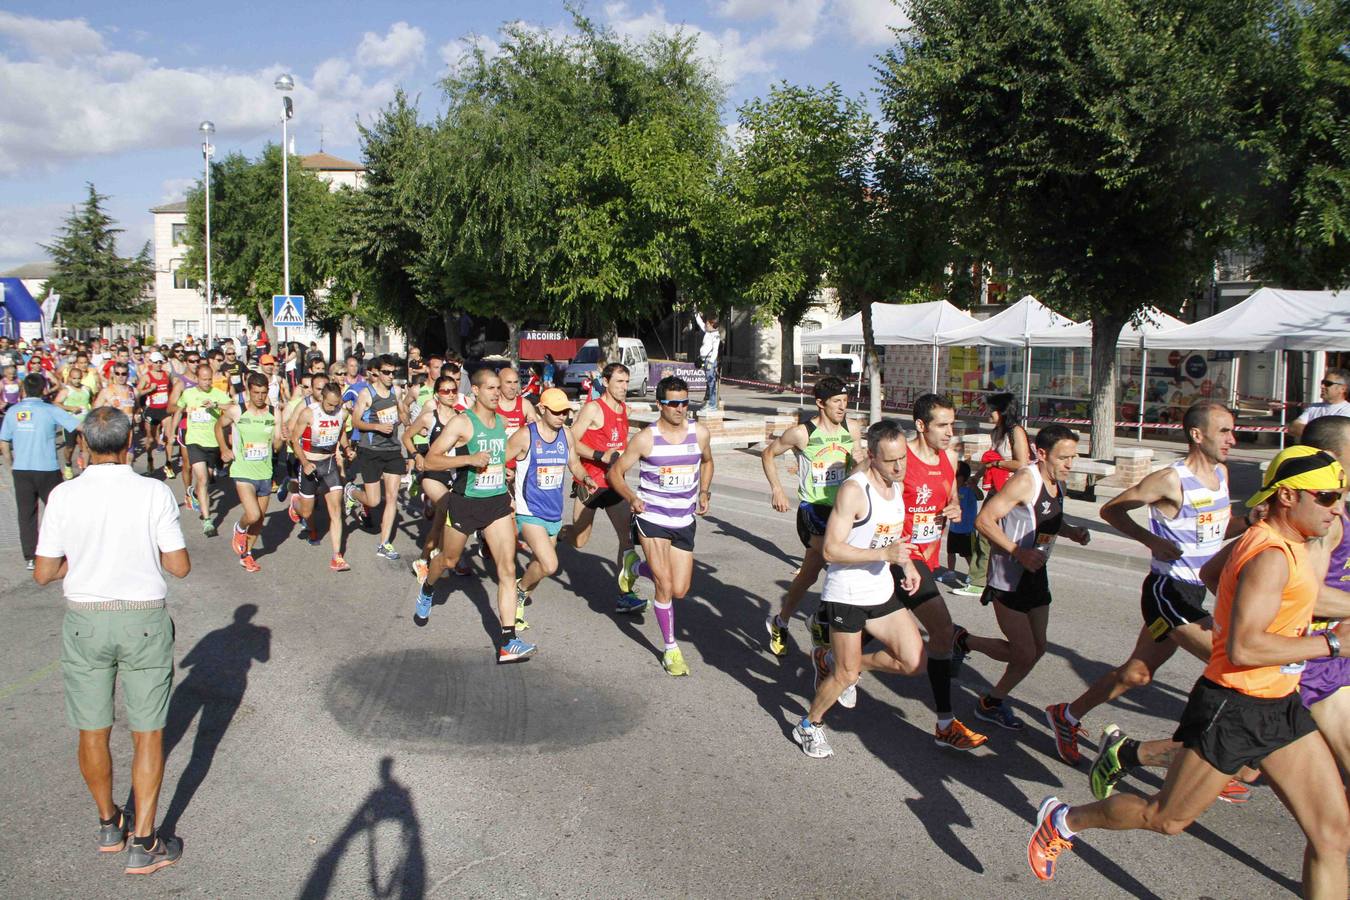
[1278,348,1287,450]
[1137,344,1148,441]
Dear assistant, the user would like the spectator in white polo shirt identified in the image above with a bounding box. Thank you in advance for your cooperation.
[34,406,191,876]
[1290,368,1350,439]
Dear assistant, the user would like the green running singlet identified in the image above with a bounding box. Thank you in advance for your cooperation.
[229,408,276,480]
[454,409,508,499]
[796,420,854,506]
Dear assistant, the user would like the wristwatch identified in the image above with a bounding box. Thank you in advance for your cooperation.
[1325,631,1341,659]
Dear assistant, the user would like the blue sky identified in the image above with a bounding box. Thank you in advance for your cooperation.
[0,1,909,273]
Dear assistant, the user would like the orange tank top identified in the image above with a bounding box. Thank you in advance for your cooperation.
[1203,522,1319,699]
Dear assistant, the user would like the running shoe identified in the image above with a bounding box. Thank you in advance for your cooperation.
[1089,724,1128,800]
[375,542,400,560]
[329,554,351,573]
[239,553,261,573]
[25,559,34,571]
[412,558,429,584]
[307,525,321,545]
[98,808,131,853]
[414,585,433,626]
[615,592,648,615]
[1218,779,1251,804]
[515,604,530,631]
[839,679,859,709]
[186,491,201,516]
[231,527,248,556]
[792,720,834,758]
[662,647,690,676]
[1027,797,1073,881]
[974,696,1023,730]
[934,718,988,751]
[811,646,831,692]
[808,609,829,649]
[201,520,216,538]
[951,582,985,598]
[162,463,174,479]
[498,637,536,662]
[124,833,183,876]
[935,568,967,588]
[454,558,474,576]
[288,493,301,524]
[765,615,788,658]
[276,481,288,503]
[950,624,969,680]
[516,580,531,608]
[618,548,641,595]
[1044,703,1084,765]
[343,483,367,521]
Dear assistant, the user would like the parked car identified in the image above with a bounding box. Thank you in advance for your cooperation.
[561,338,650,397]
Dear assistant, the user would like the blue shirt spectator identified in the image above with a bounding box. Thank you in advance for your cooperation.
[952,484,979,535]
[1,395,81,471]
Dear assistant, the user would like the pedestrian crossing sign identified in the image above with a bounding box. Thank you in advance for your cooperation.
[272,294,305,328]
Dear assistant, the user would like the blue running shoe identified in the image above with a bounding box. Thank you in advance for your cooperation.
[974,696,1024,730]
[615,592,648,615]
[376,542,400,560]
[413,585,434,627]
[498,637,536,662]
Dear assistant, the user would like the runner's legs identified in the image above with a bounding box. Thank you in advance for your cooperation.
[519,523,559,594]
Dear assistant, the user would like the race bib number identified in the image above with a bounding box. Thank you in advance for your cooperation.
[1036,532,1057,558]
[477,464,504,490]
[1195,507,1229,546]
[315,423,340,446]
[811,458,845,488]
[911,511,940,545]
[659,464,698,489]
[505,422,521,437]
[243,442,269,461]
[376,407,398,425]
[535,464,564,490]
[870,521,903,550]
[151,390,168,405]
[188,408,213,424]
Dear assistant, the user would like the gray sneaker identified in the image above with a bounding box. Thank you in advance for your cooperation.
[124,833,182,875]
[792,720,834,758]
[98,808,130,853]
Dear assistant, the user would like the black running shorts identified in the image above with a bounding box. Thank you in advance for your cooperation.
[981,564,1052,613]
[299,456,342,496]
[186,444,221,469]
[581,486,626,510]
[1141,572,1210,642]
[822,593,906,635]
[895,557,943,611]
[144,408,170,426]
[1172,677,1317,776]
[447,491,512,535]
[357,446,405,481]
[796,502,831,548]
[632,515,696,553]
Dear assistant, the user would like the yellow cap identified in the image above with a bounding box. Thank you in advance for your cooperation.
[1247,446,1346,507]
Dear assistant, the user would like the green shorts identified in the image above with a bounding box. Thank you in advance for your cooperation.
[61,606,175,732]
[516,514,563,537]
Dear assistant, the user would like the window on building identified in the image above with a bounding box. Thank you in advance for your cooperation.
[171,259,197,291]
[172,222,188,245]
[172,320,200,340]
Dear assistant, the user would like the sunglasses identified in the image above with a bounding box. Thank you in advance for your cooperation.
[1322,380,1346,389]
[1302,489,1345,508]
[659,398,689,407]
[436,388,456,396]
[114,370,129,375]
[379,369,396,376]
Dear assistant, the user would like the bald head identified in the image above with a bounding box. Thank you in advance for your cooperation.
[1301,414,1350,463]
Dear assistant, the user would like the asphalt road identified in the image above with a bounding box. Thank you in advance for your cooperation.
[0,464,1303,899]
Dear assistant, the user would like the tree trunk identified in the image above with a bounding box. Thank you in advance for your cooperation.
[328,329,338,363]
[1089,310,1128,459]
[443,309,461,357]
[507,320,521,367]
[779,318,795,386]
[861,299,882,422]
[600,320,619,367]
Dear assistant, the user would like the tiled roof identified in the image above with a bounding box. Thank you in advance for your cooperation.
[301,152,365,172]
[151,199,188,214]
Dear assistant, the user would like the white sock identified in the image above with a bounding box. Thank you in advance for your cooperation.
[1063,707,1080,726]
[1052,804,1076,838]
[937,717,953,730]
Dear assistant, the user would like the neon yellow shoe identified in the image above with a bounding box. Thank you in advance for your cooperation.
[618,548,641,595]
[662,647,690,677]
[765,615,788,657]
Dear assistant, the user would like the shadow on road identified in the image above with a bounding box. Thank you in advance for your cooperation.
[156,603,271,836]
[298,756,426,900]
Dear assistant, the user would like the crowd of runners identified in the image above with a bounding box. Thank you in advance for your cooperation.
[6,330,1350,894]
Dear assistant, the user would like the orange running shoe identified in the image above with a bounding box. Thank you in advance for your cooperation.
[934,718,988,751]
[330,554,351,573]
[1044,703,1084,765]
[1027,796,1074,881]
[239,553,261,573]
[1218,779,1251,804]
[288,493,301,524]
[230,527,248,556]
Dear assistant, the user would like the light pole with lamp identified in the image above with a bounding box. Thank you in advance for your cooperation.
[199,120,214,346]
[275,73,294,345]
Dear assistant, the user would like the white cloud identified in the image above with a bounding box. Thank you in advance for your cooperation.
[355,21,426,70]
[0,17,405,177]
[439,33,503,71]
[159,177,196,203]
[0,201,68,270]
[831,0,911,47]
[604,2,780,85]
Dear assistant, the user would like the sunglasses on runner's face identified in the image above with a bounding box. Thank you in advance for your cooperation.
[379,368,396,376]
[1302,489,1344,508]
[1322,380,1346,389]
[659,398,689,407]
[436,388,456,395]
[114,369,128,375]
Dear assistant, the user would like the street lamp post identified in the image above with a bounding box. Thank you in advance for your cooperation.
[275,73,295,344]
[199,120,215,345]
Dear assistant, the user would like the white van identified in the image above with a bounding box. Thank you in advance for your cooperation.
[562,338,650,397]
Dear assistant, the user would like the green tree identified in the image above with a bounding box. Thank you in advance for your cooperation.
[731,82,877,383]
[882,0,1268,456]
[181,145,340,342]
[42,184,154,332]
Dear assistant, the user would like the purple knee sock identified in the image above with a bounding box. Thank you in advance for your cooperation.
[653,600,676,649]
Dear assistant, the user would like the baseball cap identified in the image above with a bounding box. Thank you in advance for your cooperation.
[149,351,165,362]
[259,354,276,365]
[1247,446,1346,507]
[538,388,572,413]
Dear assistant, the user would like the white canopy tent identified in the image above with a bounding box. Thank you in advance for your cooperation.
[1140,288,1350,446]
[800,300,977,393]
[935,295,1081,411]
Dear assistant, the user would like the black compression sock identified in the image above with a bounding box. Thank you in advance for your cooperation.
[1118,738,1142,770]
[980,694,1003,707]
[500,625,516,646]
[927,657,953,716]
[99,811,119,826]
[133,833,155,850]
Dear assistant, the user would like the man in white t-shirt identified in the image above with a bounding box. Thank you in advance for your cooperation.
[695,311,721,411]
[34,406,191,875]
[1290,368,1350,440]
